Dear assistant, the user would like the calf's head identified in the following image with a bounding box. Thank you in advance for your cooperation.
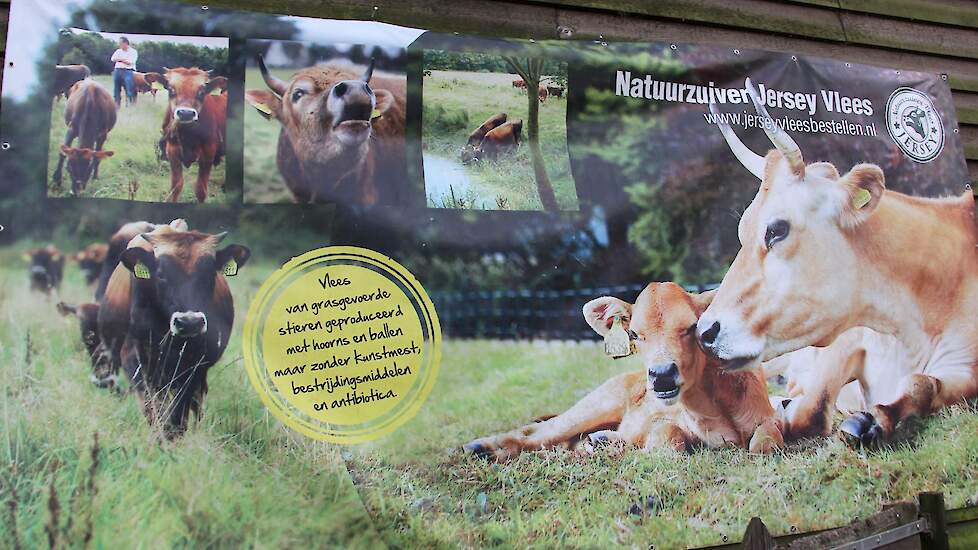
[146,68,226,125]
[246,55,396,164]
[24,245,64,290]
[585,283,714,405]
[696,79,886,371]
[60,146,113,193]
[119,231,249,339]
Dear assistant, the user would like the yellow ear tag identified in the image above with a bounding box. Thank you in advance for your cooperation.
[133,262,151,280]
[852,188,872,210]
[151,82,165,91]
[253,102,273,116]
[604,316,634,359]
[222,259,238,277]
[371,108,383,121]
[210,87,223,96]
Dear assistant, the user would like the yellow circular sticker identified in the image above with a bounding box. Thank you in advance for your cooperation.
[243,246,441,444]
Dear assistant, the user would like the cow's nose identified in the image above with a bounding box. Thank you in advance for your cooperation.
[175,108,198,122]
[30,265,47,275]
[649,362,679,379]
[333,82,348,97]
[699,321,721,346]
[170,312,207,337]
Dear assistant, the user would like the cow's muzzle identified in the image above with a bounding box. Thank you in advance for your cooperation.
[648,362,681,402]
[174,107,199,123]
[170,311,207,337]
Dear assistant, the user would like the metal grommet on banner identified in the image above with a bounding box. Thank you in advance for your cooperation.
[733,49,741,55]
[896,70,901,76]
[1,142,10,151]
[670,43,677,50]
[557,25,574,39]
[200,5,208,10]
[791,55,797,61]
[942,74,948,81]
[954,128,959,134]
[845,62,851,68]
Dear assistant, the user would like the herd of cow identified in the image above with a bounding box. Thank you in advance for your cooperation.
[27,219,250,440]
[511,77,564,103]
[52,64,227,202]
[464,78,978,460]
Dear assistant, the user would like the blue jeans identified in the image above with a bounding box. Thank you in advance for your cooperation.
[113,68,135,106]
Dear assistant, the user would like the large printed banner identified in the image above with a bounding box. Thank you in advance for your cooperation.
[1,1,974,548]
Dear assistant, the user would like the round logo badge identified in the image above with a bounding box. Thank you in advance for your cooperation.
[886,87,944,163]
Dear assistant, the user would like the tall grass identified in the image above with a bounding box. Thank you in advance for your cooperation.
[46,75,229,204]
[0,244,381,548]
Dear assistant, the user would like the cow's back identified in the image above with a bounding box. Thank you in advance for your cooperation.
[65,80,117,144]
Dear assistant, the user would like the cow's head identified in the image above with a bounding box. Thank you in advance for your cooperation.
[60,145,114,193]
[246,55,396,163]
[696,79,886,371]
[74,243,109,285]
[119,231,250,339]
[584,283,715,405]
[24,245,64,291]
[146,68,226,125]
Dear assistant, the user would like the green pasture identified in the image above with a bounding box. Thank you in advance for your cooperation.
[243,67,291,204]
[46,75,229,203]
[422,70,579,211]
[350,340,978,548]
[0,245,379,548]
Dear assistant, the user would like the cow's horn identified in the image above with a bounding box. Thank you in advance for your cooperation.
[362,57,375,82]
[745,78,805,177]
[257,54,287,97]
[709,102,764,180]
[139,233,158,246]
[212,231,228,244]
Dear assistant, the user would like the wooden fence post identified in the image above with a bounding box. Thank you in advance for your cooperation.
[919,492,949,550]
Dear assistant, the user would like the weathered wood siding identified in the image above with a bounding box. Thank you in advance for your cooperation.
[1,0,977,179]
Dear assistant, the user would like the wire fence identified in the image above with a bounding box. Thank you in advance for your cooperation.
[431,282,719,340]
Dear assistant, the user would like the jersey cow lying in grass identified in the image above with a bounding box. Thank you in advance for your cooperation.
[697,79,978,446]
[144,68,227,203]
[463,283,784,461]
[246,55,407,205]
[96,225,249,438]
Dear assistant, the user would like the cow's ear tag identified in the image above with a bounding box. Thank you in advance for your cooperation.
[151,82,165,91]
[852,188,872,210]
[604,316,633,359]
[133,262,151,280]
[253,102,273,116]
[371,108,383,121]
[210,87,223,96]
[222,259,238,277]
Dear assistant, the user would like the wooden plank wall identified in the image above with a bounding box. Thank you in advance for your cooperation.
[1,0,977,180]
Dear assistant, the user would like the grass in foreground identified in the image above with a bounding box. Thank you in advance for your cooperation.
[0,248,380,548]
[46,75,229,203]
[423,70,579,211]
[350,339,978,549]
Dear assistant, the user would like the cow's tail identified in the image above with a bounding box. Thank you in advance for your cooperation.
[75,88,95,145]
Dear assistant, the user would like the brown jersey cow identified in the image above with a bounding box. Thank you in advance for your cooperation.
[460,113,507,163]
[53,64,90,100]
[24,245,65,294]
[537,85,549,103]
[128,71,159,104]
[100,228,249,438]
[52,79,116,196]
[145,68,227,203]
[74,243,109,286]
[246,55,407,205]
[470,119,522,162]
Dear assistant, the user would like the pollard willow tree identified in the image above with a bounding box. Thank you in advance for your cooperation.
[502,56,559,211]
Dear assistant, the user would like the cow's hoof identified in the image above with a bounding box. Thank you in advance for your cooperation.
[588,431,611,445]
[839,411,883,448]
[462,441,494,460]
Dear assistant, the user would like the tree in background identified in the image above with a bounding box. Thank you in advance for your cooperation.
[502,56,558,212]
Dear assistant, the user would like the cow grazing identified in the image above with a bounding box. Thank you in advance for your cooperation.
[460,112,507,163]
[464,283,783,461]
[144,68,227,203]
[537,85,549,103]
[466,119,522,163]
[698,78,978,446]
[53,64,90,100]
[128,71,159,104]
[74,243,109,286]
[24,245,65,294]
[546,85,564,98]
[100,228,249,437]
[245,55,407,205]
[512,78,526,88]
[52,79,117,196]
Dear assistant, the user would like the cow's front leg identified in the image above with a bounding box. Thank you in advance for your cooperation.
[194,149,214,203]
[748,417,785,454]
[53,129,77,187]
[166,145,184,202]
[463,371,645,462]
[840,370,977,447]
[642,421,691,453]
[93,135,107,181]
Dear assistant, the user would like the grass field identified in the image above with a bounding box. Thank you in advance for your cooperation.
[349,340,978,549]
[422,70,579,211]
[0,244,381,548]
[243,67,292,204]
[47,75,229,203]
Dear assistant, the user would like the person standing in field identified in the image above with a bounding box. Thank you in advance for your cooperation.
[111,37,138,108]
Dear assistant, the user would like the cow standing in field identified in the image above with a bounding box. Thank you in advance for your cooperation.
[25,245,65,295]
[99,228,249,438]
[546,85,564,98]
[512,78,525,89]
[468,119,522,162]
[464,283,784,461]
[698,78,978,446]
[74,243,109,287]
[460,112,507,163]
[53,64,90,100]
[126,71,159,104]
[53,79,117,196]
[537,85,548,103]
[245,55,407,205]
[145,68,227,203]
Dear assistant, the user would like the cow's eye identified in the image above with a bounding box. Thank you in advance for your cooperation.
[291,89,306,102]
[765,219,790,249]
[627,329,640,340]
